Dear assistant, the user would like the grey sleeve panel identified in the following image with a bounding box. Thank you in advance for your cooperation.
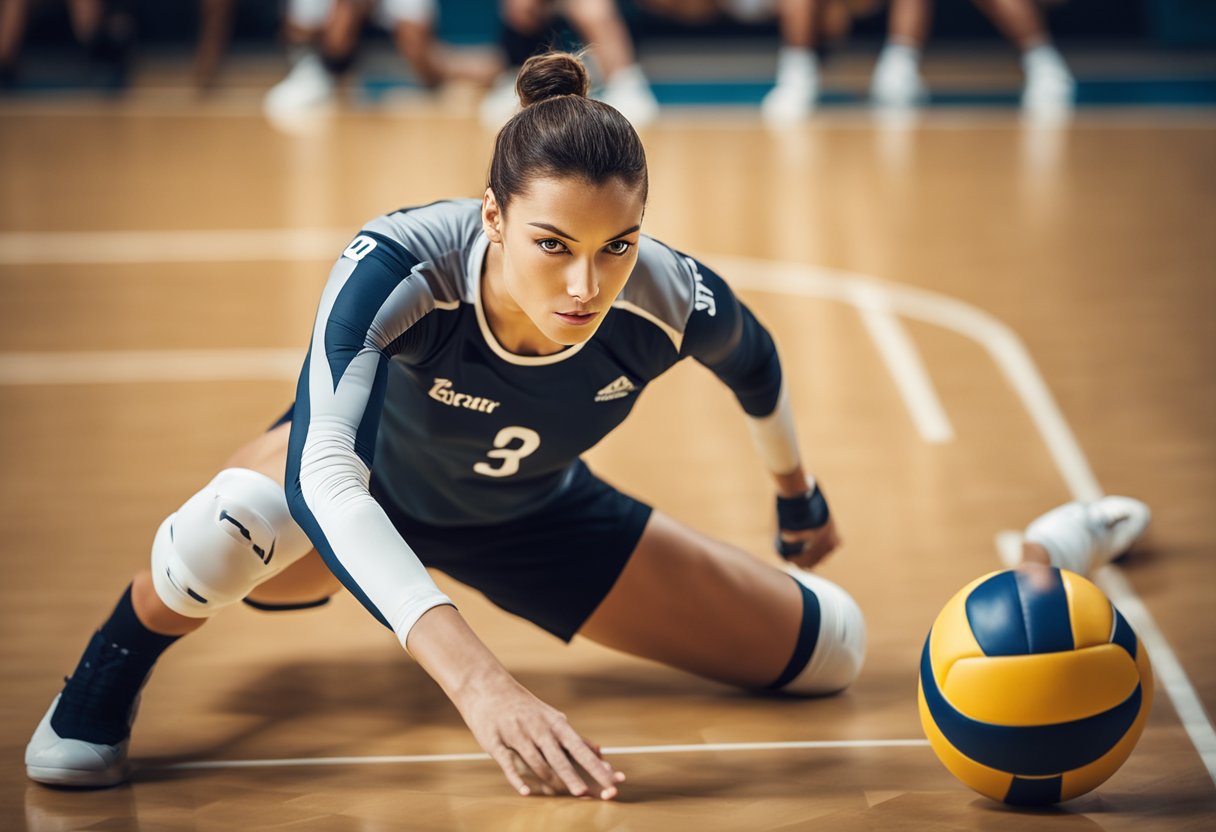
[677,255,783,418]
[363,199,485,306]
[612,236,698,351]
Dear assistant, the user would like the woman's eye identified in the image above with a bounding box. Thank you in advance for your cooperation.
[605,241,632,256]
[539,239,567,253]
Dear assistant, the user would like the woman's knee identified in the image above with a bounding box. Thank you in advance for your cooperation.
[766,568,866,696]
[150,467,314,619]
[244,549,342,609]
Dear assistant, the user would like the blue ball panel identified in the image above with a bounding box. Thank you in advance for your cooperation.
[1111,608,1138,660]
[921,638,1143,776]
[1013,567,1074,654]
[966,572,1030,656]
[1005,774,1063,806]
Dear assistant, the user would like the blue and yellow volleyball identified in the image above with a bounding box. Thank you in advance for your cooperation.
[917,566,1153,805]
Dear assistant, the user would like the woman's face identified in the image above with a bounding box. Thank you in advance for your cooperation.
[484,175,645,349]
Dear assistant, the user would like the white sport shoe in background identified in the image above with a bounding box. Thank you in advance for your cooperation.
[870,42,928,108]
[263,52,336,116]
[762,48,819,124]
[1022,50,1076,117]
[600,65,660,128]
[479,70,521,129]
[1024,496,1151,574]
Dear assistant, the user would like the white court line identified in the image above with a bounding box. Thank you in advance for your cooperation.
[0,349,301,385]
[998,525,1216,781]
[1093,567,1216,780]
[851,282,954,444]
[722,261,1105,502]
[995,530,1025,568]
[0,229,349,265]
[722,257,1216,786]
[166,739,930,771]
[2,240,1210,784]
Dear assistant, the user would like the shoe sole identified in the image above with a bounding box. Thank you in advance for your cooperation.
[26,763,128,788]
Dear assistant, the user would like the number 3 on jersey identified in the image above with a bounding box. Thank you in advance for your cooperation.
[473,427,541,478]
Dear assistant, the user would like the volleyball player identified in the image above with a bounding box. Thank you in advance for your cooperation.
[26,50,1143,799]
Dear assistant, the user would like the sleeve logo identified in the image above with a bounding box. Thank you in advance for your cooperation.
[343,235,378,262]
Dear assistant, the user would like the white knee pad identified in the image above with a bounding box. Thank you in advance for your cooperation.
[781,568,866,695]
[151,469,314,618]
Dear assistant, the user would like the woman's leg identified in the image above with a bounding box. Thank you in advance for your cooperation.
[132,421,338,630]
[27,420,335,787]
[578,511,864,693]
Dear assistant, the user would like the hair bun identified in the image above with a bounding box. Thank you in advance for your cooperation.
[515,52,590,108]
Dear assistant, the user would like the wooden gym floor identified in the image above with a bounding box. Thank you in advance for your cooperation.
[1,75,1214,830]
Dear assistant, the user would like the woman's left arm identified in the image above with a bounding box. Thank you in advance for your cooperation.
[678,255,841,569]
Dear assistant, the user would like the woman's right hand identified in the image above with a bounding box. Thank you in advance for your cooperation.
[405,604,625,799]
[454,671,626,799]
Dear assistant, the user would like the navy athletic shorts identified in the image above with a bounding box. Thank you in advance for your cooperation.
[270,408,653,641]
[372,460,652,642]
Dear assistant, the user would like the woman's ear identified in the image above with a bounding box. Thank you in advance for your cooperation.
[482,188,504,244]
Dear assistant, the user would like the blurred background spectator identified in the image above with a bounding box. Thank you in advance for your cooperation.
[0,0,1213,116]
[264,0,500,116]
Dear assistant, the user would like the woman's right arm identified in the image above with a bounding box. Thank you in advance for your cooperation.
[286,230,623,798]
[408,605,624,798]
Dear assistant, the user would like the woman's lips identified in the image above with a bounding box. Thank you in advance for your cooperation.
[555,311,597,326]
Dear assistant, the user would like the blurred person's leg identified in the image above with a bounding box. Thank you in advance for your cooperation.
[870,0,929,107]
[383,0,501,89]
[480,0,551,126]
[0,0,31,87]
[971,0,1073,114]
[69,0,135,87]
[762,0,822,123]
[194,0,235,90]
[564,0,659,127]
[636,0,719,25]
[265,0,365,113]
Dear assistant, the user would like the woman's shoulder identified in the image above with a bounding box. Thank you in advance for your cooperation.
[607,235,709,351]
[361,199,484,260]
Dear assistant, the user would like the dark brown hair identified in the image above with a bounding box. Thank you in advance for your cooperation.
[488,52,648,212]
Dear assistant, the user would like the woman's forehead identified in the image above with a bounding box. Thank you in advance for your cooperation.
[508,177,645,232]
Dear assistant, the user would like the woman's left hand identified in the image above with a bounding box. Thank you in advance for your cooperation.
[778,516,841,570]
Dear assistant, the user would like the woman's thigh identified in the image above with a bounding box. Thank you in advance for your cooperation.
[578,511,803,688]
[225,422,342,605]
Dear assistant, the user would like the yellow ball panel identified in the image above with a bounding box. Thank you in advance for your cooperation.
[927,572,995,687]
[1060,648,1153,800]
[918,679,1013,803]
[1061,570,1115,649]
[943,645,1141,726]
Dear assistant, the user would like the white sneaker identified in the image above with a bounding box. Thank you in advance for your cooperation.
[762,77,818,124]
[870,43,927,109]
[1024,496,1151,574]
[1022,60,1075,117]
[479,70,521,129]
[762,48,818,124]
[599,65,660,128]
[26,694,133,787]
[263,52,336,116]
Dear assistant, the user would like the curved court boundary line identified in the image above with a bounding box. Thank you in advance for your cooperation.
[0,239,1210,784]
[725,257,1216,786]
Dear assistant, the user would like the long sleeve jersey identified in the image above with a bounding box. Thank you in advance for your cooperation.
[284,199,783,645]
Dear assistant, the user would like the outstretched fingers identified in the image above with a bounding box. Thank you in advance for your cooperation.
[555,723,626,798]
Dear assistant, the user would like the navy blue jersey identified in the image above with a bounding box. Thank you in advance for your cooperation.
[283,200,782,638]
